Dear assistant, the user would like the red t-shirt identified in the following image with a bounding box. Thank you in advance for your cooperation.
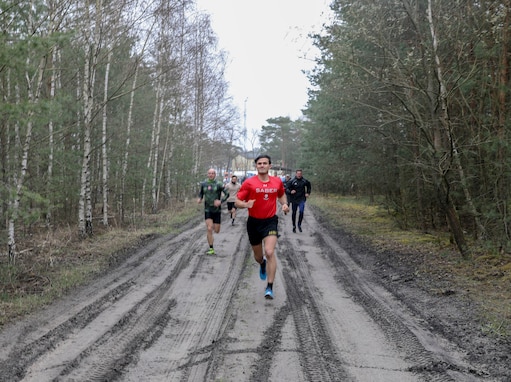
[237,175,285,219]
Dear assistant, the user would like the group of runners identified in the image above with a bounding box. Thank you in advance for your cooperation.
[196,154,311,300]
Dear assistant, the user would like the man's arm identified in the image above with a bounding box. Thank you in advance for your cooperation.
[278,193,290,214]
[221,186,229,202]
[234,198,243,208]
[306,180,312,195]
[235,197,254,209]
[288,178,295,191]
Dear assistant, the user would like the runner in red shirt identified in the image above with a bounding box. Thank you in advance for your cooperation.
[236,154,290,299]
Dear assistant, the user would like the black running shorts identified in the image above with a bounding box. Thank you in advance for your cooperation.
[205,211,221,224]
[247,215,278,246]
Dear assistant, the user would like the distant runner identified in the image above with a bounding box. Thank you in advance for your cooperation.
[224,175,241,225]
[197,168,229,255]
[288,169,311,233]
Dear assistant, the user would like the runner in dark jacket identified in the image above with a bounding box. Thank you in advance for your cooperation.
[288,169,311,233]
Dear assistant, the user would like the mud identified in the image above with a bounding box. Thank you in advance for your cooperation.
[0,206,509,381]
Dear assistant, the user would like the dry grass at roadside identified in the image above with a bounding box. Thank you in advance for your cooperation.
[309,195,511,337]
[0,202,201,327]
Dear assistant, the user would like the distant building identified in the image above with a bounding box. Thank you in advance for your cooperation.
[231,151,290,178]
[232,153,255,174]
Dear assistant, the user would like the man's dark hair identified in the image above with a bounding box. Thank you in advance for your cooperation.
[254,154,271,164]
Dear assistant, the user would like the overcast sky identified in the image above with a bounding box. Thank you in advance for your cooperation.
[194,0,332,147]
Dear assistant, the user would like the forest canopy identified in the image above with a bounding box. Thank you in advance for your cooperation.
[298,0,511,255]
[0,0,243,260]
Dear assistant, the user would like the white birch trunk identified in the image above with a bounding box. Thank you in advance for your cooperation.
[151,81,164,213]
[102,52,112,227]
[78,50,94,237]
[141,78,161,215]
[46,46,58,226]
[157,112,175,207]
[1,69,10,227]
[427,0,472,253]
[79,0,102,238]
[120,63,139,221]
[8,55,45,262]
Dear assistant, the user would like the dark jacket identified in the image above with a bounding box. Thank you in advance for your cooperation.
[288,176,311,204]
[284,178,292,200]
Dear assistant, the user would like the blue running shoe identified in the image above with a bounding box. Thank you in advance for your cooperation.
[259,258,267,280]
[264,287,274,299]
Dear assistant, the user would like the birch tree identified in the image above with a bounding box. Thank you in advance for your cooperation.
[0,0,239,252]
[5,2,51,261]
[120,59,140,222]
[101,51,112,227]
[425,0,468,255]
[78,0,103,238]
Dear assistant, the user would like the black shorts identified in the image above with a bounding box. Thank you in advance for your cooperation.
[247,215,278,246]
[227,202,236,211]
[205,211,221,224]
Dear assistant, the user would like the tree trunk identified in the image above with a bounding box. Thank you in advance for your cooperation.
[151,77,164,214]
[8,55,45,262]
[120,63,138,222]
[427,0,469,256]
[438,181,469,257]
[46,46,57,227]
[79,0,102,238]
[78,48,93,238]
[496,2,510,239]
[141,77,160,216]
[102,51,112,227]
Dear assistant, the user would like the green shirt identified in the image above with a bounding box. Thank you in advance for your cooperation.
[199,179,228,213]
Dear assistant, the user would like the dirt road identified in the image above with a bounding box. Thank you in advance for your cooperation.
[0,207,507,381]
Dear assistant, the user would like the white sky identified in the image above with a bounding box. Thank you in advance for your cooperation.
[195,0,332,146]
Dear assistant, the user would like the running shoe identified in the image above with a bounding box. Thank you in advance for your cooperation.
[298,225,302,232]
[259,258,267,280]
[207,248,215,255]
[293,227,296,233]
[264,287,274,299]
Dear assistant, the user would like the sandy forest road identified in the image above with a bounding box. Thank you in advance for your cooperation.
[0,207,501,381]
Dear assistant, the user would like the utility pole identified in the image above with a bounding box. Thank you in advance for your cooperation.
[243,98,248,176]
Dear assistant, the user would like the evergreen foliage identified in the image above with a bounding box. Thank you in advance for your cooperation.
[301,0,511,253]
